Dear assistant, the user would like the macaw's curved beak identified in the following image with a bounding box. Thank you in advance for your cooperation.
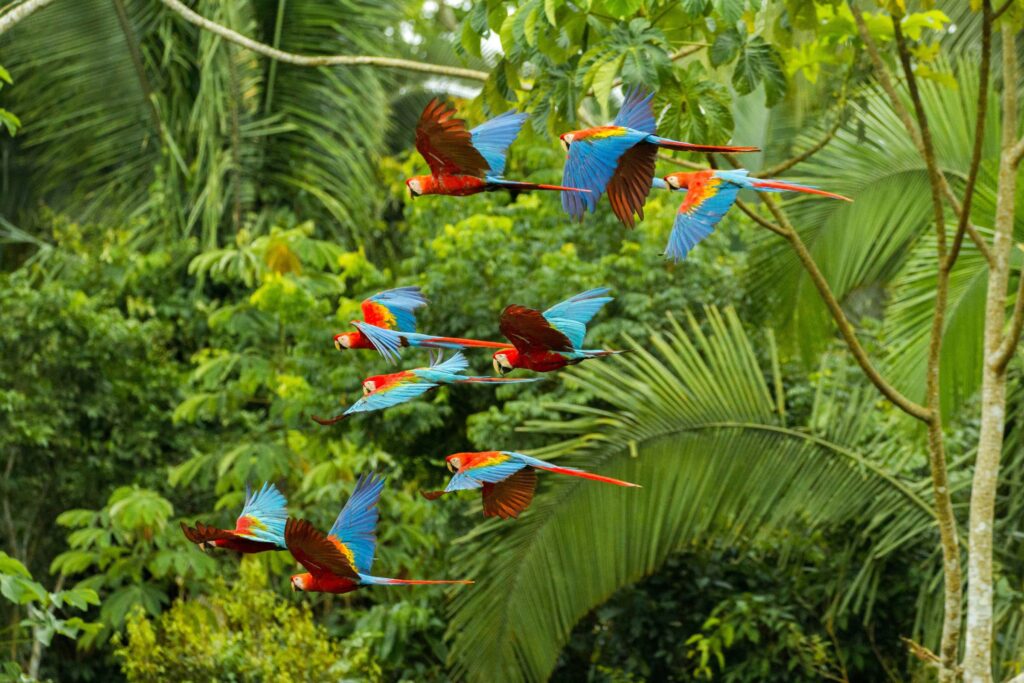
[291,581,296,592]
[493,358,508,376]
[446,460,455,473]
[198,542,208,553]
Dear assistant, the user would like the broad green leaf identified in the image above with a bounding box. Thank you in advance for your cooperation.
[0,552,31,578]
[0,65,11,84]
[605,0,644,18]
[1,575,47,605]
[710,27,744,66]
[712,0,745,25]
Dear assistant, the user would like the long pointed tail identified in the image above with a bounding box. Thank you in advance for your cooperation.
[311,413,347,426]
[535,464,640,487]
[362,575,473,586]
[581,349,626,359]
[496,180,592,193]
[655,138,759,154]
[751,179,852,201]
[455,376,542,384]
[413,334,509,350]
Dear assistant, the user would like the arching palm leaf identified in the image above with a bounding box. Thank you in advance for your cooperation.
[445,308,937,683]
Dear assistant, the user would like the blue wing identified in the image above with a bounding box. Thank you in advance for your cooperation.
[444,461,528,492]
[426,351,469,375]
[363,286,427,333]
[561,130,646,220]
[612,87,656,134]
[470,110,528,177]
[237,482,288,546]
[344,382,437,415]
[330,472,385,574]
[543,288,613,349]
[665,183,741,262]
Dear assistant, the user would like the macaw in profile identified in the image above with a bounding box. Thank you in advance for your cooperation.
[312,352,539,425]
[181,482,287,554]
[654,169,852,261]
[287,473,472,594]
[405,99,587,197]
[422,451,639,519]
[559,88,759,228]
[334,286,505,364]
[491,288,621,376]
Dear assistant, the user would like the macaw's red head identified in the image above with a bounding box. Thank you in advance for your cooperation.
[362,373,398,395]
[558,132,576,154]
[492,348,519,376]
[663,172,697,191]
[445,453,469,472]
[334,332,357,352]
[406,176,435,198]
[291,573,313,592]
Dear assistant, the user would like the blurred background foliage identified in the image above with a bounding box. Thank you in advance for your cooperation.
[0,0,1022,681]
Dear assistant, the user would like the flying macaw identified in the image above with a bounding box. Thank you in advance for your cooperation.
[491,288,621,376]
[312,352,539,425]
[334,286,505,364]
[287,473,472,594]
[559,87,759,228]
[654,169,852,261]
[422,451,639,519]
[181,482,287,553]
[405,99,587,197]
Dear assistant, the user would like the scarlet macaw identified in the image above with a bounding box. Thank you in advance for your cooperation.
[312,352,539,425]
[287,473,472,594]
[491,288,621,375]
[559,88,759,227]
[654,169,852,261]
[180,482,287,553]
[421,451,639,519]
[334,286,505,364]
[405,99,586,197]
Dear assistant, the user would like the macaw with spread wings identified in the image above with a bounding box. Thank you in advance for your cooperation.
[559,88,758,228]
[653,169,852,261]
[334,286,505,364]
[287,473,472,595]
[181,482,288,554]
[491,288,621,375]
[312,352,540,425]
[405,99,586,197]
[422,451,639,519]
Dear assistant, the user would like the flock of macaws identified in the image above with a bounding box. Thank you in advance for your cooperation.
[182,89,850,596]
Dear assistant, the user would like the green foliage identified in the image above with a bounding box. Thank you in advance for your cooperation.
[115,559,366,683]
[0,63,21,137]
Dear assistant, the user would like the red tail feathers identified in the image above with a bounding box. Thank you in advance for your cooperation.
[657,139,760,154]
[537,464,640,487]
[381,578,474,585]
[752,179,852,201]
[425,335,508,349]
[311,413,346,425]
[503,181,591,193]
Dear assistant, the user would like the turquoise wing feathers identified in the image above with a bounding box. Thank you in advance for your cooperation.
[471,110,528,177]
[330,472,386,574]
[237,482,288,546]
[543,288,613,349]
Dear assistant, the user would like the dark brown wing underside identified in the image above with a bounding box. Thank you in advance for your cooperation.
[284,518,359,580]
[482,468,537,519]
[414,99,489,177]
[607,142,657,228]
[180,521,235,544]
[499,305,574,353]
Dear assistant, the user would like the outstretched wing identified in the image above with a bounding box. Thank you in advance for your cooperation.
[561,130,643,220]
[470,110,528,177]
[499,305,574,353]
[482,468,537,519]
[344,380,437,416]
[613,87,657,133]
[542,288,613,350]
[665,176,740,262]
[415,99,489,177]
[180,521,235,545]
[444,453,528,492]
[606,142,657,228]
[285,518,359,580]
[234,482,288,546]
[329,473,386,574]
[361,286,427,333]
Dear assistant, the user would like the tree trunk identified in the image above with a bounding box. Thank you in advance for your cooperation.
[963,23,1019,683]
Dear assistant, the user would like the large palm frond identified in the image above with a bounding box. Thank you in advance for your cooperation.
[444,308,937,683]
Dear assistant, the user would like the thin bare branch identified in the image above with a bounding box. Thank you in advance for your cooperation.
[995,266,1024,372]
[0,0,55,35]
[849,1,993,265]
[993,0,1013,20]
[159,0,489,81]
[946,0,992,270]
[734,198,787,237]
[892,13,963,676]
[755,117,842,178]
